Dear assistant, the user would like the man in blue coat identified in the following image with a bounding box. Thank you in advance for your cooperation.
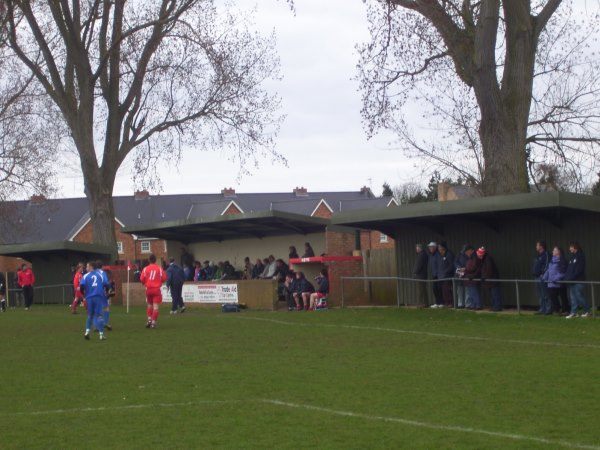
[564,242,590,319]
[532,240,550,315]
[166,257,186,314]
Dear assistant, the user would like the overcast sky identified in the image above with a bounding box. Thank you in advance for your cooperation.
[57,0,414,198]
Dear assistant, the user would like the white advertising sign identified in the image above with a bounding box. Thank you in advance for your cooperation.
[161,283,238,304]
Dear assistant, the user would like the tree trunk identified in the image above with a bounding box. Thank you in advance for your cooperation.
[479,112,529,195]
[84,170,118,262]
[472,1,536,195]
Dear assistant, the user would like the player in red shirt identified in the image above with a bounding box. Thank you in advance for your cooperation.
[70,263,87,314]
[140,254,167,329]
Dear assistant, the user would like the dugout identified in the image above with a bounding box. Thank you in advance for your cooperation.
[332,191,600,308]
[0,241,113,305]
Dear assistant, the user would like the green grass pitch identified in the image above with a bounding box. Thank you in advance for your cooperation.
[1,305,599,449]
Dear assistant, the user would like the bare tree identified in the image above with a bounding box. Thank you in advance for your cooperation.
[358,0,600,196]
[2,1,283,255]
[0,62,59,203]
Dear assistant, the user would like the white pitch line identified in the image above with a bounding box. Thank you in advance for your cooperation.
[12,400,240,416]
[260,399,600,450]
[232,315,600,350]
[10,397,599,449]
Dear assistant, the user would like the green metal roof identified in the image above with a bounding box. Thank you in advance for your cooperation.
[0,241,114,260]
[123,210,331,243]
[332,191,600,234]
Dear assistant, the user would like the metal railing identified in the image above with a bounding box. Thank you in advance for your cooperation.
[340,276,598,317]
[6,284,73,306]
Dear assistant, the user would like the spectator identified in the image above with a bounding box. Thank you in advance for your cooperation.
[242,257,254,280]
[306,268,329,310]
[283,272,297,311]
[454,244,472,309]
[183,263,194,282]
[412,243,429,308]
[564,241,590,319]
[427,242,443,308]
[18,263,35,310]
[251,258,265,279]
[195,259,202,281]
[532,240,550,315]
[221,261,236,280]
[302,242,315,258]
[272,259,289,298]
[197,260,213,281]
[477,247,502,312]
[213,262,224,280]
[438,241,455,308]
[260,255,277,279]
[542,246,567,316]
[289,246,299,260]
[166,257,186,314]
[294,271,315,310]
[180,247,194,270]
[461,245,481,309]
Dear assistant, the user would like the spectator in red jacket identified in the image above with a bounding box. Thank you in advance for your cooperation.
[18,263,35,310]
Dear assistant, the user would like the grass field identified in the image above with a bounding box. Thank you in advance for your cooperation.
[1,305,600,449]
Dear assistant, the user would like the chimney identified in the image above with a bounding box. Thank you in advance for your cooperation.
[134,190,150,200]
[30,194,47,205]
[437,182,451,202]
[293,186,308,197]
[221,187,236,198]
[360,186,373,197]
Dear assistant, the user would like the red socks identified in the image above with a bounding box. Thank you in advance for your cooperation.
[152,309,159,323]
[147,305,153,320]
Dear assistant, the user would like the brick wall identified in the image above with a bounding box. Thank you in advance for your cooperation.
[72,219,167,266]
[222,203,242,215]
[0,256,27,273]
[312,202,333,219]
[361,230,395,250]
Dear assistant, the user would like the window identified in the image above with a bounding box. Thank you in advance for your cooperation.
[379,233,388,243]
[116,241,124,254]
[141,241,151,253]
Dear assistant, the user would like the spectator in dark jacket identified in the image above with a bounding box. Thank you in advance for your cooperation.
[454,244,473,309]
[564,241,590,319]
[166,257,186,314]
[542,246,568,315]
[302,242,315,258]
[306,269,329,310]
[532,240,550,315]
[251,258,265,279]
[293,271,314,310]
[438,241,455,307]
[427,242,443,308]
[477,247,502,311]
[412,243,429,307]
[463,246,482,310]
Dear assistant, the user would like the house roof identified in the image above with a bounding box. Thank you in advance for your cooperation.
[0,188,392,247]
[331,191,600,236]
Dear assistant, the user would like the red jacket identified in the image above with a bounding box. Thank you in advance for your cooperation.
[18,268,35,287]
[140,264,166,289]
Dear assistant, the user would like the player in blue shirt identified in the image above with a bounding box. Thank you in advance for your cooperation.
[81,261,111,341]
